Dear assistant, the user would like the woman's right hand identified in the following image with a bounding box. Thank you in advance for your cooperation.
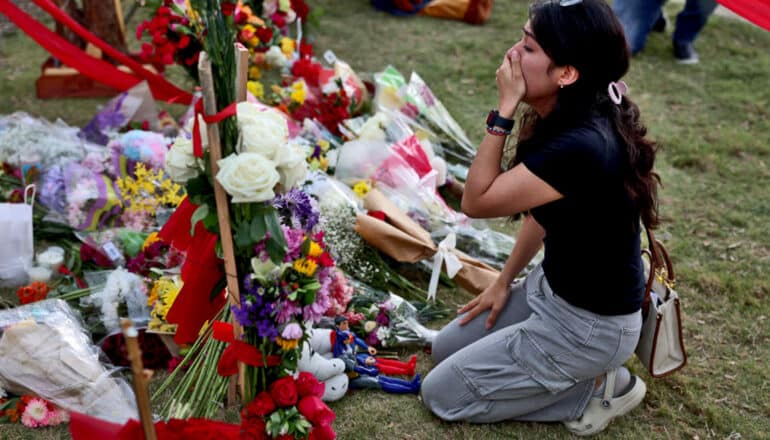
[496,49,526,118]
[457,279,512,329]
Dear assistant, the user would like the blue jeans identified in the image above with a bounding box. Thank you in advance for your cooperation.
[613,0,717,54]
[420,265,642,423]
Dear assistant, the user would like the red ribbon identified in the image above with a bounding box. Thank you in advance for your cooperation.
[718,0,770,32]
[0,0,193,104]
[192,101,238,157]
[212,321,282,377]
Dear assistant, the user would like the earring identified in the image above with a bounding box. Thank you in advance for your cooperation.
[559,83,564,89]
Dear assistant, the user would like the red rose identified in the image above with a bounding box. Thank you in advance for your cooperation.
[271,12,286,28]
[243,391,275,417]
[239,417,267,440]
[299,41,313,58]
[221,2,236,16]
[255,26,273,44]
[298,396,335,426]
[291,0,310,22]
[308,423,336,440]
[274,435,294,440]
[296,372,325,398]
[269,376,298,407]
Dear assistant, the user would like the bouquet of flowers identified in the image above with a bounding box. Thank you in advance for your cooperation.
[239,373,335,440]
[304,172,426,301]
[344,281,445,348]
[136,0,204,79]
[373,66,476,170]
[154,4,343,430]
[116,163,185,231]
[0,395,69,428]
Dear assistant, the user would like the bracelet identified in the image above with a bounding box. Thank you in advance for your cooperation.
[486,126,511,136]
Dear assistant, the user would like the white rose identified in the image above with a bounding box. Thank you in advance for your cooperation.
[265,45,288,68]
[274,143,308,190]
[165,136,200,183]
[237,102,288,161]
[216,152,280,203]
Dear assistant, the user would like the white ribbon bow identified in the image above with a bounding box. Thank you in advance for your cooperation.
[427,232,462,302]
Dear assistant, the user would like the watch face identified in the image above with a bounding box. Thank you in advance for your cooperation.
[486,110,496,126]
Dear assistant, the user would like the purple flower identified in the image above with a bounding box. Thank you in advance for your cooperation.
[283,226,305,262]
[271,188,319,230]
[375,311,390,327]
[365,331,380,347]
[232,274,277,336]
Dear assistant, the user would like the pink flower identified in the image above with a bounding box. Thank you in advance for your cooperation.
[21,398,50,427]
[47,409,70,425]
[281,322,303,339]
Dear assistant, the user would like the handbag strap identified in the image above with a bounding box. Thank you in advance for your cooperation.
[643,225,676,308]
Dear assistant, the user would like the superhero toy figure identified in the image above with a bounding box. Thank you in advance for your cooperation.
[331,316,421,394]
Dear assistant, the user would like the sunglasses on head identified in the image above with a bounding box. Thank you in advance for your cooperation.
[559,0,582,6]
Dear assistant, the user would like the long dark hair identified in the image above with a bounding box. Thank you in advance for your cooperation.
[511,0,661,229]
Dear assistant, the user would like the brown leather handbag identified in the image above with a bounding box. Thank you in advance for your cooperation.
[636,227,687,378]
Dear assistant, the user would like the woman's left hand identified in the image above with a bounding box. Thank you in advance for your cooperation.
[496,49,525,117]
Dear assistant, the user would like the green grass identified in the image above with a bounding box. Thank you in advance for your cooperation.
[2,0,770,438]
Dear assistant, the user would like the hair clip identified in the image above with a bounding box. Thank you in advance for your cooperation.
[559,0,583,6]
[608,81,628,105]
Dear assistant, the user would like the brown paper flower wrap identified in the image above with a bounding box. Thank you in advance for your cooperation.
[354,188,499,297]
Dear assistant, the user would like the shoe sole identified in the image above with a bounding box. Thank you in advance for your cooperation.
[676,58,699,65]
[565,377,647,437]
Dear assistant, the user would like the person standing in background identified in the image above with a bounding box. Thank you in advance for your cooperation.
[613,0,718,64]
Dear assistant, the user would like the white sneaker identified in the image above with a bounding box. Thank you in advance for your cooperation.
[563,369,647,437]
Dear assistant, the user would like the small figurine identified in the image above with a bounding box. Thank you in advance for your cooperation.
[330,316,421,394]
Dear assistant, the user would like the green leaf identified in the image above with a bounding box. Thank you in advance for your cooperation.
[209,277,226,302]
[190,204,209,236]
[201,207,219,233]
[234,221,253,250]
[266,236,286,264]
[264,208,286,248]
[250,213,267,243]
[185,174,211,198]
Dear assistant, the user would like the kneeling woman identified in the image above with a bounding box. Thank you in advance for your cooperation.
[420,0,660,436]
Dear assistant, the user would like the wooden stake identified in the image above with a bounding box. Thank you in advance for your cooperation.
[226,42,251,405]
[234,43,249,103]
[121,319,156,440]
[197,52,245,404]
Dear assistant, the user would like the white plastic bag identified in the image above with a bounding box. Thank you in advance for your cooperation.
[0,185,35,287]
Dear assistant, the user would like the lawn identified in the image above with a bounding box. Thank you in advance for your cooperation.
[1,0,769,439]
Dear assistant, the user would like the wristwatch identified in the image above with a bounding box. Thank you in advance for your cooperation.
[486,110,515,131]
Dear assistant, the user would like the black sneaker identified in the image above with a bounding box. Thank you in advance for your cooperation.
[652,14,668,33]
[673,42,699,64]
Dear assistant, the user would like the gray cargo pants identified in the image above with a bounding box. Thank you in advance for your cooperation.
[421,265,642,423]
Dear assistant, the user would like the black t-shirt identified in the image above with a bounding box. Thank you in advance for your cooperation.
[522,116,644,315]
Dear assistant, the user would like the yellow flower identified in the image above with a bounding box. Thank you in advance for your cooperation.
[280,37,295,57]
[290,81,306,104]
[318,140,330,151]
[293,258,318,277]
[247,81,264,100]
[247,36,260,47]
[319,156,329,171]
[276,336,299,351]
[307,241,323,258]
[353,181,371,198]
[143,232,161,251]
[248,66,262,80]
